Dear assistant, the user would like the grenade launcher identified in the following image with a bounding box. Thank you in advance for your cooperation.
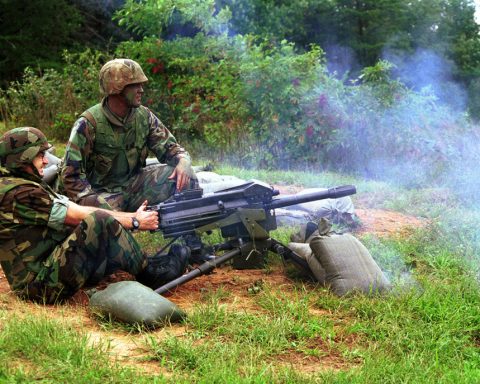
[148,180,356,294]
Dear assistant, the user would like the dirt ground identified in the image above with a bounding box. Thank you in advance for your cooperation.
[0,194,426,377]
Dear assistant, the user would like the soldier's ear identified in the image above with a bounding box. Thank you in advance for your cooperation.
[22,164,35,175]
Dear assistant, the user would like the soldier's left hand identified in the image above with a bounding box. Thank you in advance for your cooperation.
[168,157,194,191]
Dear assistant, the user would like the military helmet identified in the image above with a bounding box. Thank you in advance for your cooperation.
[0,127,51,170]
[99,58,148,95]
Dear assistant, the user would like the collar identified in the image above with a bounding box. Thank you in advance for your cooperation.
[6,168,58,195]
[102,97,136,127]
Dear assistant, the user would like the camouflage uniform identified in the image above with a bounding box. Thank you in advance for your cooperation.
[59,58,197,211]
[0,167,147,303]
[0,128,147,303]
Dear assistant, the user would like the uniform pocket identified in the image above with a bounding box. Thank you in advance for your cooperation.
[93,154,113,176]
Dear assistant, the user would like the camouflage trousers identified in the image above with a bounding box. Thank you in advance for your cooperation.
[23,211,147,303]
[81,164,198,211]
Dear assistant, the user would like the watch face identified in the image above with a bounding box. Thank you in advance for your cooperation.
[132,217,140,229]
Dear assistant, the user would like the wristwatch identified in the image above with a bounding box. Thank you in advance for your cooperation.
[131,217,140,232]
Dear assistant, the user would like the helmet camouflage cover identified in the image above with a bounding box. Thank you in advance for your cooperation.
[99,58,148,95]
[0,127,51,171]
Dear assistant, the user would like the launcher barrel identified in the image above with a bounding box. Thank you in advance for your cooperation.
[267,185,356,210]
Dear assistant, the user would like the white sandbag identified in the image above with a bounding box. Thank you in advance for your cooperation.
[196,171,246,193]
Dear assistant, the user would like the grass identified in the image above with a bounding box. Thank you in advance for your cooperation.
[140,260,479,383]
[0,311,165,383]
[1,152,479,382]
[113,164,480,382]
[144,287,341,383]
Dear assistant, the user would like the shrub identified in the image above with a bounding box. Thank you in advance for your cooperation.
[0,67,81,139]
[0,49,106,141]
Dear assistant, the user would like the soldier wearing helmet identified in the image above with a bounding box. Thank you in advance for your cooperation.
[0,127,51,177]
[58,58,197,211]
[0,127,188,303]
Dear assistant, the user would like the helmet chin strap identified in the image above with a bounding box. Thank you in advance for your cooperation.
[15,164,42,181]
[121,90,140,109]
[32,166,43,179]
[107,93,135,118]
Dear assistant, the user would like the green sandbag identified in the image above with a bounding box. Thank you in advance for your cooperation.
[288,242,326,284]
[89,281,186,326]
[310,233,391,296]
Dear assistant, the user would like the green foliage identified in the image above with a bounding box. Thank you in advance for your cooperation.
[217,0,336,51]
[117,33,325,165]
[0,67,82,139]
[236,39,325,167]
[115,0,230,37]
[356,60,407,107]
[3,0,480,191]
[221,0,480,118]
[0,49,106,140]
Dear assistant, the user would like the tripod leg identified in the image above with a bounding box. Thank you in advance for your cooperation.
[269,238,315,280]
[154,247,242,295]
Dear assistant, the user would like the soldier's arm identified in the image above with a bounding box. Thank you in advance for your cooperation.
[146,109,194,190]
[60,118,99,203]
[7,185,157,231]
[64,200,158,231]
[146,109,191,166]
[7,186,53,227]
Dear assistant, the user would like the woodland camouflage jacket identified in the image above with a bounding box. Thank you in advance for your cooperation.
[0,167,71,292]
[59,99,191,201]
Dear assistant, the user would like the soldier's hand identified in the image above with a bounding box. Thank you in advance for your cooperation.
[135,200,159,230]
[168,157,194,191]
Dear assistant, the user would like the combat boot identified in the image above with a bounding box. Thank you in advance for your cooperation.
[136,244,189,289]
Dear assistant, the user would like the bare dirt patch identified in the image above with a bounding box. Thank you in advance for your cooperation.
[354,208,426,237]
[0,199,425,377]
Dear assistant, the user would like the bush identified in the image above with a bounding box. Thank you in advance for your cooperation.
[0,49,106,141]
[2,0,479,193]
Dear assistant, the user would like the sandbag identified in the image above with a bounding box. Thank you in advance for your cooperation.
[310,233,391,296]
[89,281,185,326]
[290,221,320,243]
[287,242,326,283]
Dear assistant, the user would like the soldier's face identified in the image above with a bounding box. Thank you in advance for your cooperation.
[121,83,145,108]
[31,151,48,177]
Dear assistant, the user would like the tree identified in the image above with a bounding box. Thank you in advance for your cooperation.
[0,0,82,86]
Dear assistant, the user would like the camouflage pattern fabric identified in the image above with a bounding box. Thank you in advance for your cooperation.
[58,98,196,210]
[99,59,148,95]
[0,169,147,303]
[95,163,199,211]
[0,127,51,171]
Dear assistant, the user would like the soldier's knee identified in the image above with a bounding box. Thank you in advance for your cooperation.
[90,210,112,222]
[87,211,118,232]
